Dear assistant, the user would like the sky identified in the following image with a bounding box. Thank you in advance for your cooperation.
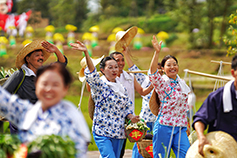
[88,0,100,13]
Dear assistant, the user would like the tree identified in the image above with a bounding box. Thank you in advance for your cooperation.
[164,0,204,48]
[16,0,88,30]
[223,10,237,56]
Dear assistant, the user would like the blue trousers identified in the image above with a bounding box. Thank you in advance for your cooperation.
[153,124,190,158]
[132,122,154,158]
[93,132,125,158]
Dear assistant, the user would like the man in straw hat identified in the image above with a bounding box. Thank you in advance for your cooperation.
[110,26,154,158]
[2,40,67,134]
[193,54,237,156]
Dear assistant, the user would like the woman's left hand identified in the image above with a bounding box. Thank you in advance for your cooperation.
[152,35,162,53]
[70,40,88,52]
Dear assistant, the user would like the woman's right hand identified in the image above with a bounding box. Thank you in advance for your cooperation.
[130,115,140,123]
[70,40,88,52]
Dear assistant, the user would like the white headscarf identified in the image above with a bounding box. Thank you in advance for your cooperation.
[100,75,126,97]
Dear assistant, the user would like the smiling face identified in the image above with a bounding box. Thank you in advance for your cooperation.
[112,54,125,75]
[35,70,68,111]
[101,59,119,82]
[26,50,44,72]
[162,58,179,80]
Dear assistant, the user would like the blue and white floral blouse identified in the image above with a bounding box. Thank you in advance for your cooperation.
[0,87,90,158]
[128,65,157,123]
[85,68,133,139]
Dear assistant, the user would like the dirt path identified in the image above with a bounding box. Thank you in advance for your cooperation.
[86,149,133,158]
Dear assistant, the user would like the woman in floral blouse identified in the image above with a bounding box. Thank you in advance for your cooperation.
[149,36,190,158]
[0,63,91,158]
[70,40,140,158]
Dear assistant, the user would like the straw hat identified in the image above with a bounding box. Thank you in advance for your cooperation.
[149,90,160,116]
[78,55,104,82]
[115,26,138,52]
[186,131,237,158]
[88,94,95,120]
[16,40,50,69]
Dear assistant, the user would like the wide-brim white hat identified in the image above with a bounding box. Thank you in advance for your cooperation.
[115,26,138,52]
[78,55,104,82]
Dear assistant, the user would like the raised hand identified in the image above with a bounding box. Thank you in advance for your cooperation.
[152,35,162,53]
[122,46,129,55]
[41,41,58,53]
[70,40,88,52]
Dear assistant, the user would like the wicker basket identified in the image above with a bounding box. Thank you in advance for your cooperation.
[125,128,146,143]
[137,139,153,158]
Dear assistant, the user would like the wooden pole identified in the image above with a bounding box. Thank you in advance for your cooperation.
[127,69,163,73]
[77,69,163,75]
[211,60,231,65]
[184,69,233,81]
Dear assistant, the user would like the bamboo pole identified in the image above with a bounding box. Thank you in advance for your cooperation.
[77,69,163,75]
[184,69,233,81]
[127,69,163,73]
[211,60,231,65]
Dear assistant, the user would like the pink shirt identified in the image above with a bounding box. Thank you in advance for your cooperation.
[149,70,188,127]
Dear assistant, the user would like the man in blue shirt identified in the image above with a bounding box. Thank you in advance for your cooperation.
[193,54,237,156]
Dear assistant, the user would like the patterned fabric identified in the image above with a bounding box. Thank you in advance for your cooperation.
[128,65,157,122]
[0,87,90,158]
[85,68,133,139]
[148,70,188,127]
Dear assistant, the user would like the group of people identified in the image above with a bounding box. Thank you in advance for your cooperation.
[0,26,237,158]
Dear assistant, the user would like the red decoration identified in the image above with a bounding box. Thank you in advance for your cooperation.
[145,144,153,158]
[128,129,144,141]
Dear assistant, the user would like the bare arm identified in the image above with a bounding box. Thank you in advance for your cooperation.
[70,40,95,73]
[123,47,134,68]
[134,78,153,96]
[41,41,66,63]
[149,35,162,74]
[194,121,211,156]
[86,82,91,92]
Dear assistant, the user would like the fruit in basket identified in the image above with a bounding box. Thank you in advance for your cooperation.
[125,120,150,142]
[125,120,150,131]
[144,134,153,140]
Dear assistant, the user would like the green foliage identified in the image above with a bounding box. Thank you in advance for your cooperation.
[16,0,88,30]
[0,121,10,134]
[27,134,77,158]
[139,14,178,33]
[0,134,21,156]
[223,10,237,56]
[0,148,6,158]
[83,14,177,34]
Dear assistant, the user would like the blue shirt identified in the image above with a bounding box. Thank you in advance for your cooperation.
[0,86,90,158]
[85,68,133,139]
[193,82,237,141]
